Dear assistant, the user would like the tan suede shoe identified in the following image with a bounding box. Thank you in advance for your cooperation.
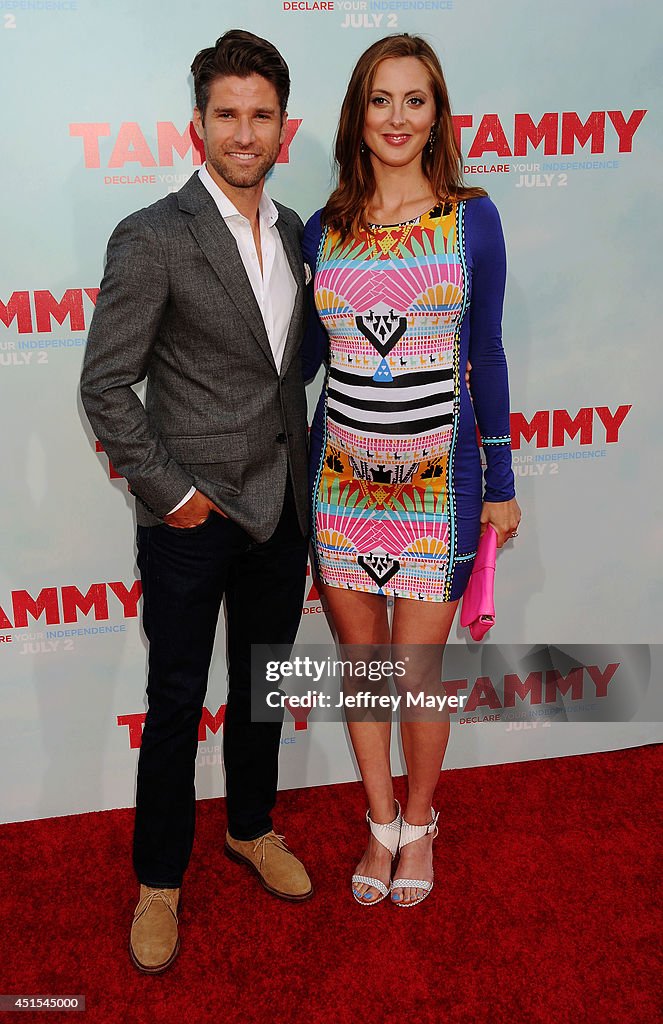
[129,885,180,974]
[225,830,313,901]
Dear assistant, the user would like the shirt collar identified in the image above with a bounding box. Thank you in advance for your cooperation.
[198,163,279,229]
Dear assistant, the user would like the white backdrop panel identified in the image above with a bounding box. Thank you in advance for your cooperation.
[0,0,661,823]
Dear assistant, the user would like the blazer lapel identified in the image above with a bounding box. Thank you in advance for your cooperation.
[179,176,276,370]
[275,212,305,379]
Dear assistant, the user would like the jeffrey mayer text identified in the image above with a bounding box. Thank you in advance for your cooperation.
[336,692,467,710]
[265,691,467,710]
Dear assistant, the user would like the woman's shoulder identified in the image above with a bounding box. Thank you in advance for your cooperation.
[462,194,506,270]
[304,206,324,222]
[463,193,500,218]
[302,208,325,261]
[304,208,325,235]
[465,193,500,224]
[462,194,504,240]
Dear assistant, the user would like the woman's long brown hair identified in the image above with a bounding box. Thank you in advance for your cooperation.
[323,34,486,237]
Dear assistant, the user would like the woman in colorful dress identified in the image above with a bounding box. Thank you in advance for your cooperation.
[303,34,521,907]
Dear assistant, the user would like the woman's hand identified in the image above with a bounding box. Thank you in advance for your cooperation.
[480,498,521,548]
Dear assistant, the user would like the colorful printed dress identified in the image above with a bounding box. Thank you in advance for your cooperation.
[302,196,515,602]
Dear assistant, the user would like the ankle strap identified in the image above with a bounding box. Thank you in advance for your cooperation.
[399,809,439,850]
[366,799,402,857]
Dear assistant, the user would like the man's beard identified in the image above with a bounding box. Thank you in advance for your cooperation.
[208,147,279,189]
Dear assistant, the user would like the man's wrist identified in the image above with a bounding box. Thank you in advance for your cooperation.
[167,486,196,516]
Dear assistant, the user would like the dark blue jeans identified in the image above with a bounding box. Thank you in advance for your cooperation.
[133,480,308,888]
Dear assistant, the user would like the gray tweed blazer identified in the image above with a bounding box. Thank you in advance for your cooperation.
[80,172,309,542]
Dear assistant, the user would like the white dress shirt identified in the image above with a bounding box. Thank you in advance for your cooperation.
[198,162,296,372]
[168,164,297,515]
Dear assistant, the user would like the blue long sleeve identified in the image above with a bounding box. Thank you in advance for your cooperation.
[465,197,515,502]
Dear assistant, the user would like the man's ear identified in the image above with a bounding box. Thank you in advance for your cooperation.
[279,111,289,147]
[193,106,205,140]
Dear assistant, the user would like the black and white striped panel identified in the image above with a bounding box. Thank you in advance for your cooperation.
[327,365,455,437]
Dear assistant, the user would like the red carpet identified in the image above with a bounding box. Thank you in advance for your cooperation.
[0,745,660,1024]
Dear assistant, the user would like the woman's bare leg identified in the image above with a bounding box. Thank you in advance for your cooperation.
[390,597,458,904]
[321,584,394,902]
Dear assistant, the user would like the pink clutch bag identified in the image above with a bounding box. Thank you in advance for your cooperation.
[460,525,498,641]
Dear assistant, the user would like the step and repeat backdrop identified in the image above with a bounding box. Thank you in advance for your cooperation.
[1,0,661,823]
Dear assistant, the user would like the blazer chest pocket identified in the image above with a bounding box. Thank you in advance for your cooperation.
[163,432,249,493]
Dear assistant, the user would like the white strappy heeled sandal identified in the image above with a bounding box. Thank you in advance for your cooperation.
[352,800,402,906]
[391,808,439,908]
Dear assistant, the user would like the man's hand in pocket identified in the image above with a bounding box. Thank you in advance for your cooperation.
[163,489,225,529]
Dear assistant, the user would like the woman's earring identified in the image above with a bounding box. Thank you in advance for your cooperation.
[360,141,366,154]
[428,127,437,154]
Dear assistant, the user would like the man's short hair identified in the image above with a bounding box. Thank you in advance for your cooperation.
[191,29,290,119]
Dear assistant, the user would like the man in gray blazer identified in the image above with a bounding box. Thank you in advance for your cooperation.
[80,30,312,974]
